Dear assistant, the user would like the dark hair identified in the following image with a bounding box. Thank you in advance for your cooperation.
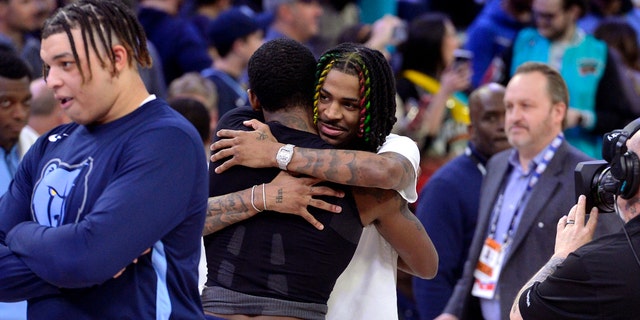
[41,0,151,83]
[337,23,372,45]
[504,0,532,16]
[314,42,397,151]
[594,18,640,71]
[562,0,588,17]
[247,38,317,112]
[195,0,220,6]
[168,97,211,144]
[398,12,450,78]
[0,51,33,80]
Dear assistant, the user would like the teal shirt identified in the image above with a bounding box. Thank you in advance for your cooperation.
[357,0,395,23]
[511,28,607,158]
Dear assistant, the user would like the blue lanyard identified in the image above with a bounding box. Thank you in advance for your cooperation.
[488,134,564,244]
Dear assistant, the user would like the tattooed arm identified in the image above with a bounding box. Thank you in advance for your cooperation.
[354,186,438,278]
[511,195,599,320]
[210,120,416,192]
[203,171,344,236]
[510,256,565,320]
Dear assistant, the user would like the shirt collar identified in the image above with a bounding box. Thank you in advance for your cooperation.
[507,133,564,175]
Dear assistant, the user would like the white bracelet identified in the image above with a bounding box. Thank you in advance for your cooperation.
[251,185,263,212]
[262,183,268,211]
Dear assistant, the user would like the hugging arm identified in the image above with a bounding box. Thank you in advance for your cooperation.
[203,171,344,235]
[211,120,416,192]
[354,187,438,279]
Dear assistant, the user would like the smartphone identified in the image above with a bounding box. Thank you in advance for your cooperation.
[391,22,408,45]
[453,49,473,69]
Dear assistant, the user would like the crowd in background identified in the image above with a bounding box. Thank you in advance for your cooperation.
[2,0,640,319]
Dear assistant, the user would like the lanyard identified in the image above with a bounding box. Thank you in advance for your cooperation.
[465,145,486,176]
[488,134,564,244]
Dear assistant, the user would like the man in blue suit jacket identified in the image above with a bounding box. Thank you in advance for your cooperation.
[437,62,619,320]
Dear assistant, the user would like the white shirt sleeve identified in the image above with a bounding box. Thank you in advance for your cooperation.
[376,133,420,203]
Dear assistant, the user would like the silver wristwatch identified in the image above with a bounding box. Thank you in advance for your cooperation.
[276,144,295,170]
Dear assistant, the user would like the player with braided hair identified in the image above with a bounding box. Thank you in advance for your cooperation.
[206,42,437,319]
[41,0,152,81]
[312,43,397,152]
[0,0,208,318]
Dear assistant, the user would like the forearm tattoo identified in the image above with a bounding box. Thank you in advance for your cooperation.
[289,147,414,191]
[355,187,423,231]
[202,193,252,236]
[532,257,565,283]
[295,148,359,185]
[512,256,565,314]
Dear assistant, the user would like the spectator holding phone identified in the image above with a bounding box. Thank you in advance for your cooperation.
[336,14,406,61]
[395,12,472,189]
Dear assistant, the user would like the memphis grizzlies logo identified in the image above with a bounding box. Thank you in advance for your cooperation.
[32,158,92,227]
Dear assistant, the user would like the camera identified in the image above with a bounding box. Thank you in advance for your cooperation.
[575,118,640,213]
[574,160,618,213]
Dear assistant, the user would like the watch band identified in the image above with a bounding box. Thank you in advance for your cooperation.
[276,144,295,170]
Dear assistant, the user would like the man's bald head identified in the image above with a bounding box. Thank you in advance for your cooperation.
[468,83,510,158]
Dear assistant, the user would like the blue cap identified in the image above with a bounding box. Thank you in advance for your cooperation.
[207,6,259,55]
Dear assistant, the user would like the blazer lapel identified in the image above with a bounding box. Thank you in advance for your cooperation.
[503,142,569,263]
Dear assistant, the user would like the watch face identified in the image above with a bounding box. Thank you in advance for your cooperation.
[277,144,294,170]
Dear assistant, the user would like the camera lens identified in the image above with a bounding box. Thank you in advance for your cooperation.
[575,160,619,213]
[593,167,617,213]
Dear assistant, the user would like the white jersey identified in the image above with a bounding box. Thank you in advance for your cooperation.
[327,134,420,320]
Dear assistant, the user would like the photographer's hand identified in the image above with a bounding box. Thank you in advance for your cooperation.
[553,195,598,259]
[511,195,598,320]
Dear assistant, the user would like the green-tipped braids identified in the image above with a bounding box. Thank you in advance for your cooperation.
[314,43,397,152]
[41,0,152,83]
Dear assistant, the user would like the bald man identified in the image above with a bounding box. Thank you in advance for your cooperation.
[413,83,511,320]
[18,78,70,157]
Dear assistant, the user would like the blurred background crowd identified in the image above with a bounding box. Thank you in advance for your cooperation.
[2,0,640,319]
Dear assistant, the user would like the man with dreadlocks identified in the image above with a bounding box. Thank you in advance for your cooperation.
[0,0,208,319]
[203,40,437,319]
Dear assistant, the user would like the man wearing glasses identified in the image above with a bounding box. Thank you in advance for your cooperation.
[488,0,633,159]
